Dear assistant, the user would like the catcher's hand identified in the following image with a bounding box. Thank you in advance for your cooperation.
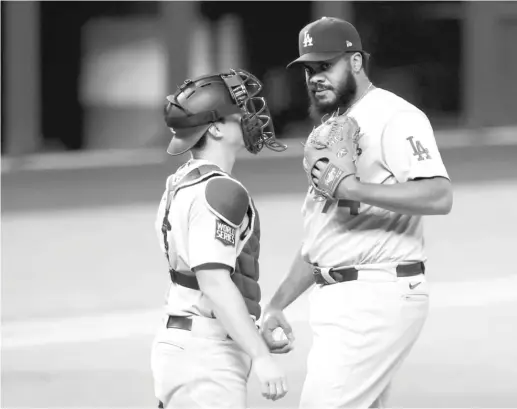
[303,114,360,200]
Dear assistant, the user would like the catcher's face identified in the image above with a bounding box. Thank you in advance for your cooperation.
[304,55,358,120]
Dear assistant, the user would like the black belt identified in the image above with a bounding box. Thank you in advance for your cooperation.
[165,315,262,341]
[313,262,425,286]
[166,315,233,340]
[166,315,193,331]
[169,269,200,290]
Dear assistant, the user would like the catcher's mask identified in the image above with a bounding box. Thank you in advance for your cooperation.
[164,69,287,155]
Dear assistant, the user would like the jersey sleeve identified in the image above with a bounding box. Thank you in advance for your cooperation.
[381,110,450,183]
[188,177,249,273]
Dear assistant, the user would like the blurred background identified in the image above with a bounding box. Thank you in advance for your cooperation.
[2,1,517,408]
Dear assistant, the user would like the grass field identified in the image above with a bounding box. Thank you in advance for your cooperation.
[2,145,517,408]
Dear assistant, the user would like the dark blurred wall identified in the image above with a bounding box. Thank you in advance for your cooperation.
[39,2,161,151]
[353,2,463,127]
[2,1,40,155]
[161,2,198,98]
[40,2,85,151]
[78,2,195,150]
[463,2,517,128]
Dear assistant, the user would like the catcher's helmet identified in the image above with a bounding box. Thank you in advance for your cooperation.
[164,69,287,155]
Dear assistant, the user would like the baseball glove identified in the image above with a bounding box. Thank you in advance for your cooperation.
[303,114,360,200]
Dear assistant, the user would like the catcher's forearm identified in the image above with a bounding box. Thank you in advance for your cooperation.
[346,176,453,215]
[197,268,270,360]
[268,247,315,311]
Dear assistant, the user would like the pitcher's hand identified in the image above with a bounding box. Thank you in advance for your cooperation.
[260,306,295,354]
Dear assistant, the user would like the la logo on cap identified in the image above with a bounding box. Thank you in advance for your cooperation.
[346,41,353,47]
[303,31,313,47]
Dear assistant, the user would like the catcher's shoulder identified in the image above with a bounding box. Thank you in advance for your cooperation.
[204,176,250,227]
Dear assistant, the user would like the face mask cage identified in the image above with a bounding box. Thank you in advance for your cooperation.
[243,96,288,153]
[223,69,287,154]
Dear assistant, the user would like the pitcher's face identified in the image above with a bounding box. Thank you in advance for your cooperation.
[305,55,357,121]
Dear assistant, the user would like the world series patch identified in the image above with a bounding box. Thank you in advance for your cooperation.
[215,219,236,247]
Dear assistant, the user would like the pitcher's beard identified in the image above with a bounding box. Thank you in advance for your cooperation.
[308,70,357,122]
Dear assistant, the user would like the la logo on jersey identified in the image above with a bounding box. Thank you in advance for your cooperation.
[303,31,313,47]
[215,219,236,246]
[406,136,431,161]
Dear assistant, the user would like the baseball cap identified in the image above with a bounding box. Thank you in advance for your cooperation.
[286,17,363,68]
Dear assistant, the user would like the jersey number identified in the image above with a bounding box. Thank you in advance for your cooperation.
[338,199,360,215]
[319,171,361,216]
[322,198,361,215]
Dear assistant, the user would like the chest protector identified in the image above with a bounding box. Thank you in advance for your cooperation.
[161,163,262,319]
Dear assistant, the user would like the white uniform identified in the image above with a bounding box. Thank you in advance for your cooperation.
[151,159,254,409]
[299,88,450,408]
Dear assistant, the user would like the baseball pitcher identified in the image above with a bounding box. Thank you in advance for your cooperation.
[261,17,453,408]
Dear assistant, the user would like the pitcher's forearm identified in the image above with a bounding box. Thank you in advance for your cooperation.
[268,247,315,311]
[338,176,453,216]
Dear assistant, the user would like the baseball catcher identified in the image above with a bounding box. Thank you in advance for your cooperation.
[151,68,290,408]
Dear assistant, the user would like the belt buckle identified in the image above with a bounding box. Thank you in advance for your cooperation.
[313,267,328,285]
[313,266,339,285]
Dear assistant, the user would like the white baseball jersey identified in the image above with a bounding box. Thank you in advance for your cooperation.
[154,159,252,318]
[301,88,450,268]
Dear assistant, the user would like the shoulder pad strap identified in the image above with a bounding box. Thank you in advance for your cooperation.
[197,164,225,177]
[204,177,250,227]
[172,165,226,195]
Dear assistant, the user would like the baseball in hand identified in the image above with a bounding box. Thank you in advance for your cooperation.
[272,327,288,342]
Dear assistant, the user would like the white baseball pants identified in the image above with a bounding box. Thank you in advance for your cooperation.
[299,267,430,408]
[151,315,252,408]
